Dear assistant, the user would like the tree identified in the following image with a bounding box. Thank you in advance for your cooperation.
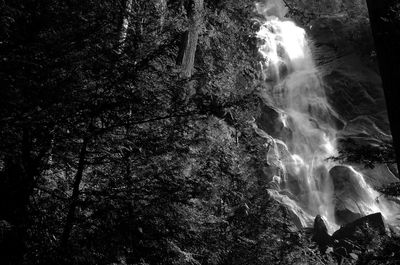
[366,0,400,173]
[329,138,396,169]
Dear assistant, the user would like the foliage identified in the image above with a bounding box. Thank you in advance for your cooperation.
[328,138,399,198]
[0,0,315,264]
[377,182,400,198]
[1,0,399,264]
[329,138,397,169]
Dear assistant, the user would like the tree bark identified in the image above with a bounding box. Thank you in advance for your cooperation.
[60,138,88,249]
[117,0,133,54]
[366,0,400,171]
[177,0,204,78]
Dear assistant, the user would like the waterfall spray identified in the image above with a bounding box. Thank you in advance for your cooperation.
[256,0,400,232]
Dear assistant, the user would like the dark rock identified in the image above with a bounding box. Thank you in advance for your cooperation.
[312,215,332,251]
[359,164,399,188]
[335,246,348,257]
[257,101,291,140]
[335,208,363,226]
[330,166,361,195]
[310,14,389,141]
[332,212,386,242]
[331,213,385,262]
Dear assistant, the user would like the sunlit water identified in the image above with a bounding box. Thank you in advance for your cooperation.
[256,1,400,233]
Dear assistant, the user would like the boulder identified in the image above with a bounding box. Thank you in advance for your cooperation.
[331,213,385,262]
[329,165,380,224]
[330,166,360,195]
[332,212,386,242]
[329,166,364,215]
[257,102,291,140]
[334,195,363,226]
[312,215,332,251]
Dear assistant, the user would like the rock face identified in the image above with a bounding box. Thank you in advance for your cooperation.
[256,0,399,232]
[307,1,399,187]
[359,164,399,188]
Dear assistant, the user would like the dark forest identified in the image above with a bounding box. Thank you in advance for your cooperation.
[1,0,400,264]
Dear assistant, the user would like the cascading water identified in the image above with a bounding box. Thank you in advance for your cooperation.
[255,0,400,232]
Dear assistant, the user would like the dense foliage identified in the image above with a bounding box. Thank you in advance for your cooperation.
[1,0,399,265]
[330,139,396,169]
[0,0,319,264]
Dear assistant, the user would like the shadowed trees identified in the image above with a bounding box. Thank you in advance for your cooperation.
[366,0,400,173]
[1,0,399,264]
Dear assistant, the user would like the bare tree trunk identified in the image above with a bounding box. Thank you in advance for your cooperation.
[117,0,133,54]
[60,138,88,249]
[177,0,204,78]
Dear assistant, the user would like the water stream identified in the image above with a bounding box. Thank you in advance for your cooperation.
[255,0,400,232]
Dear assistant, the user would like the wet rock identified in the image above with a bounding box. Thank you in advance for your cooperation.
[359,164,399,188]
[330,166,357,192]
[334,191,363,226]
[312,215,332,251]
[330,166,363,207]
[268,191,306,229]
[324,64,386,123]
[329,165,381,223]
[257,102,291,140]
[335,206,362,226]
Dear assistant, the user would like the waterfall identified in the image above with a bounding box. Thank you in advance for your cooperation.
[256,0,400,232]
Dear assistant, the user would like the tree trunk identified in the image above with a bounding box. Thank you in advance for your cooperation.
[366,0,400,171]
[0,128,42,264]
[117,0,133,54]
[177,0,204,78]
[154,0,167,28]
[60,138,88,248]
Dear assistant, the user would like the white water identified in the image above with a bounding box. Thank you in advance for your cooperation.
[256,0,400,232]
